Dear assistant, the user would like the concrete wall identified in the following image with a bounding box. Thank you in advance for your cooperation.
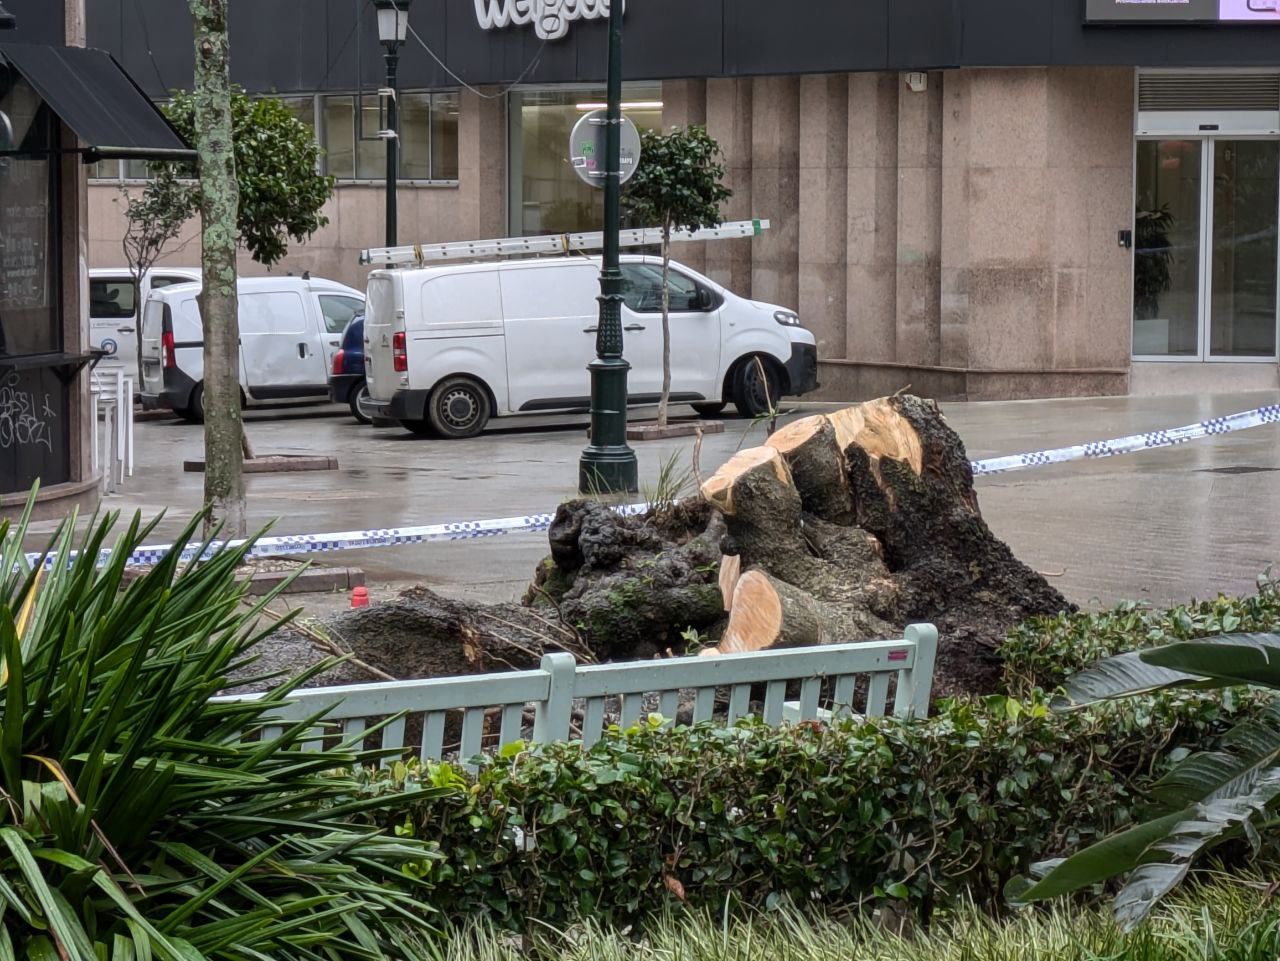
[669,67,1136,401]
[88,90,506,291]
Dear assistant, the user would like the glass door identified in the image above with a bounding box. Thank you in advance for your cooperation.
[1133,137,1280,361]
[1208,140,1279,358]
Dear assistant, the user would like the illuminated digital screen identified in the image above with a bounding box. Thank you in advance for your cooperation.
[1085,0,1280,22]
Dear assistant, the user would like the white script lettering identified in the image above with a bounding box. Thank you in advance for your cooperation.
[474,0,622,41]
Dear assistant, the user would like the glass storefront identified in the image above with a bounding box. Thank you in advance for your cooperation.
[508,85,663,236]
[1133,137,1279,360]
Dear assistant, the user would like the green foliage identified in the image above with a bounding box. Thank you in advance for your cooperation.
[359,687,1268,933]
[1001,574,1280,697]
[0,493,438,959]
[624,125,731,237]
[150,87,334,266]
[1011,629,1280,929]
[429,878,1280,961]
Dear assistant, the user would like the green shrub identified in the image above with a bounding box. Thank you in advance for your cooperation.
[1001,573,1280,697]
[363,688,1269,932]
[0,499,440,960]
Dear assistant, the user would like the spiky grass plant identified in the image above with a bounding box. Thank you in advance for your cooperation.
[0,495,441,960]
[423,877,1280,961]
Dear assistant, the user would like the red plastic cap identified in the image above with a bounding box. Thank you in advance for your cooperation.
[350,586,370,608]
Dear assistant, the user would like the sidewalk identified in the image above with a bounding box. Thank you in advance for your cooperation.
[55,389,1280,611]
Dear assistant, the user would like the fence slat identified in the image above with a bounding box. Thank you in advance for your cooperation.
[866,672,890,718]
[460,708,485,763]
[658,690,680,723]
[420,712,446,761]
[533,653,575,743]
[798,677,821,721]
[582,697,606,749]
[763,681,786,726]
[727,684,751,722]
[343,717,366,751]
[693,687,716,723]
[832,675,856,719]
[302,725,326,753]
[380,716,407,768]
[499,704,525,750]
[620,693,644,728]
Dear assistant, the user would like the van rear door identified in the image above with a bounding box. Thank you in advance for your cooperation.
[140,296,167,395]
[363,273,401,403]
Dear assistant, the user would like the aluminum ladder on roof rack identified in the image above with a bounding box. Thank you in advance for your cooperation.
[358,218,771,268]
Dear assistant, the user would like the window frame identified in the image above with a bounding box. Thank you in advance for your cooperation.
[318,89,460,185]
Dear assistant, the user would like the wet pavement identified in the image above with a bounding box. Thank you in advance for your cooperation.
[42,389,1280,612]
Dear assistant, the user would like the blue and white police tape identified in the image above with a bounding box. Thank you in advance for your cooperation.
[968,402,1280,477]
[21,401,1280,570]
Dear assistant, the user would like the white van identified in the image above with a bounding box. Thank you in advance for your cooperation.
[89,267,201,373]
[362,255,818,438]
[138,276,365,421]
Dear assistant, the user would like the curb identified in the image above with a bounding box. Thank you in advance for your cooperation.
[184,455,339,473]
[627,420,725,441]
[240,566,366,596]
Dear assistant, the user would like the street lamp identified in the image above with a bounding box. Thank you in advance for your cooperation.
[578,0,639,494]
[373,0,411,247]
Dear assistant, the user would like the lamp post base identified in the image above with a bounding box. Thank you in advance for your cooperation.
[579,356,638,494]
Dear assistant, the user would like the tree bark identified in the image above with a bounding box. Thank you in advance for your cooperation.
[189,0,246,536]
[656,221,672,428]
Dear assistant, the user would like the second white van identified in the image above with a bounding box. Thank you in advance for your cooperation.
[363,255,818,438]
[139,276,365,421]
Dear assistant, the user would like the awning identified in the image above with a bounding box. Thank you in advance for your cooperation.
[0,43,194,162]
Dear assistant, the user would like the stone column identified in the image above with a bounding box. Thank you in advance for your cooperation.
[457,88,507,240]
[798,74,849,359]
[845,73,900,363]
[748,75,800,311]
[895,72,943,366]
[662,80,709,274]
[704,78,754,295]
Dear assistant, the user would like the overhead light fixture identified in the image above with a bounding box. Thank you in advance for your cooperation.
[0,2,16,30]
[575,100,664,111]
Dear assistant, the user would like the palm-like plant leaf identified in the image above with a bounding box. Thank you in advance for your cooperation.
[0,492,444,959]
[1013,631,1280,928]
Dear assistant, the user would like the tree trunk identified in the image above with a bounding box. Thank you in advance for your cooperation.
[656,222,673,428]
[189,0,245,536]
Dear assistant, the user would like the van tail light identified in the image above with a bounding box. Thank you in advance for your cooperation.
[332,349,345,375]
[392,331,407,373]
[162,331,177,369]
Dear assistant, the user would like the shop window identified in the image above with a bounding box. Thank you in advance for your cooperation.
[508,85,663,236]
[322,91,459,182]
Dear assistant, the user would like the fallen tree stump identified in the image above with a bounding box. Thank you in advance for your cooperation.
[318,394,1070,700]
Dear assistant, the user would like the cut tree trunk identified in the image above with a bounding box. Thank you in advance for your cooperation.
[320,395,1070,701]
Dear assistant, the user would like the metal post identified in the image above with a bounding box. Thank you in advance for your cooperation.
[578,0,638,494]
[384,44,399,248]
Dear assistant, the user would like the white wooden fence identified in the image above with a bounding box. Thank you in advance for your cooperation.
[227,624,939,767]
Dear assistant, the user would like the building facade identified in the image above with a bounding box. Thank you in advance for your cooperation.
[1,0,187,516]
[86,0,1280,400]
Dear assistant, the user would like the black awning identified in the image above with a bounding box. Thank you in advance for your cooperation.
[0,43,194,162]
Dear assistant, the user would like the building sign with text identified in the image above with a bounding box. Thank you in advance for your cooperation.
[1086,0,1280,22]
[473,0,624,40]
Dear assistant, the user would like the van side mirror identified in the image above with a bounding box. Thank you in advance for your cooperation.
[696,287,715,311]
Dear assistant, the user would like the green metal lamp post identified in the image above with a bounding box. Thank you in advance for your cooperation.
[578,0,639,494]
[374,0,411,247]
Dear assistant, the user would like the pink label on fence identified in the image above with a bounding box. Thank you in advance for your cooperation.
[889,650,909,662]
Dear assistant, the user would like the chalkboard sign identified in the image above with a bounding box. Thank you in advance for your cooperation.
[0,362,70,495]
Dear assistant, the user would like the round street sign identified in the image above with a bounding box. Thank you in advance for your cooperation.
[569,109,642,189]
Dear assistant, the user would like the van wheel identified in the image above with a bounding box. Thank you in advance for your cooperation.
[349,381,374,425]
[428,377,491,439]
[731,357,782,419]
[181,384,205,424]
[692,402,725,418]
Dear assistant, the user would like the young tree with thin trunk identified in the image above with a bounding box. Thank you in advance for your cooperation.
[624,126,731,427]
[188,0,244,535]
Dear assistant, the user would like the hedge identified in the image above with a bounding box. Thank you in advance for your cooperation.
[359,688,1267,930]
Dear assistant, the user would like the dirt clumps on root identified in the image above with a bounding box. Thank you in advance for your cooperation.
[312,395,1071,702]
